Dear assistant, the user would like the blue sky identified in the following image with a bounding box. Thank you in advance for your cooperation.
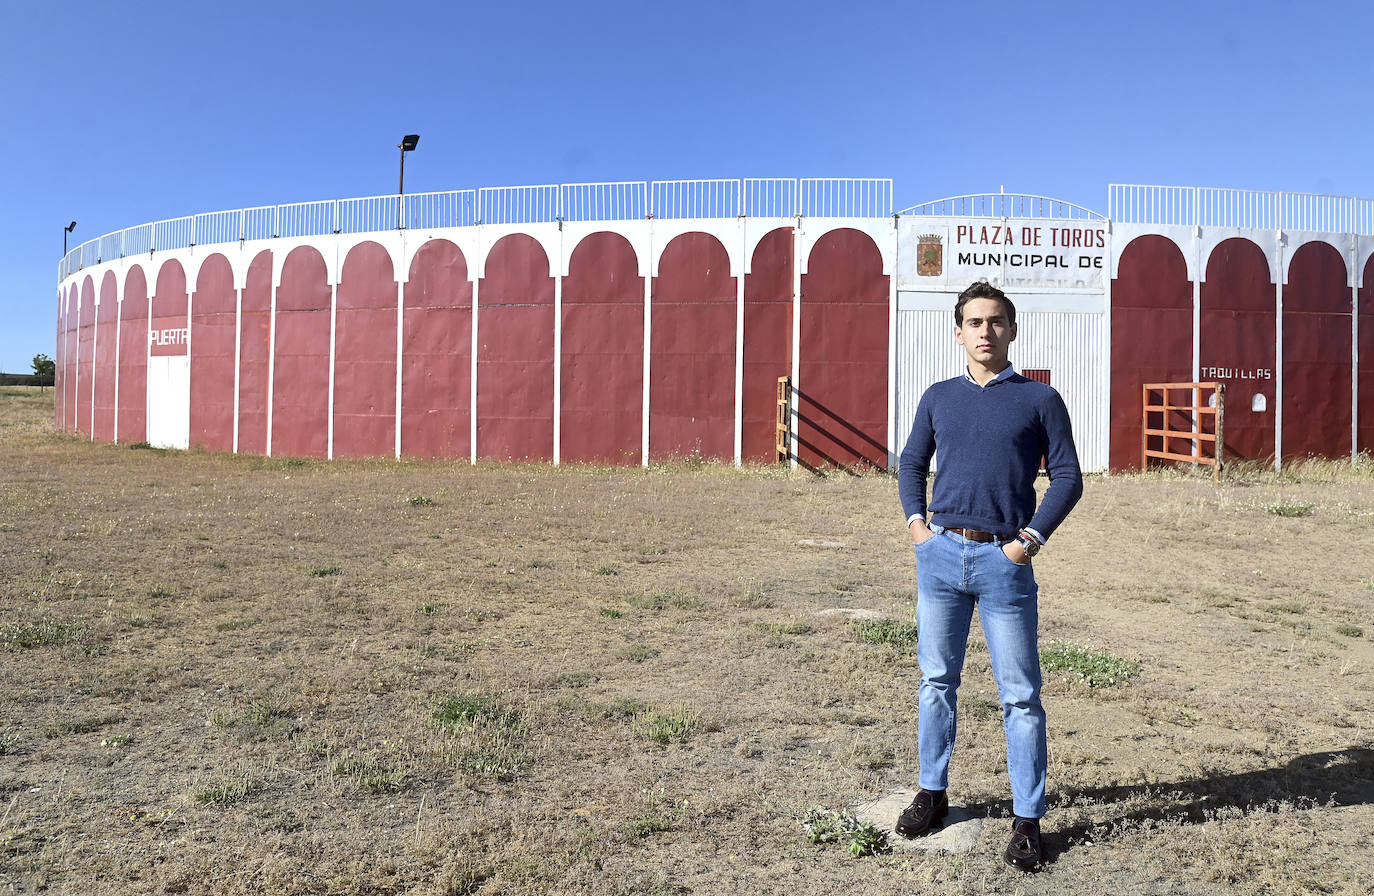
[4,0,1372,372]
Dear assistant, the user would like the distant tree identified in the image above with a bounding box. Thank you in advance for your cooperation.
[32,353,55,386]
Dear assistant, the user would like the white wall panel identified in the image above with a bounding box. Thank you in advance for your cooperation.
[895,306,1106,472]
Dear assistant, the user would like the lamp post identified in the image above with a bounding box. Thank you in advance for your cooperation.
[397,134,420,228]
[63,221,77,255]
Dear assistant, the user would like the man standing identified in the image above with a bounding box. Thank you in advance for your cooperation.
[894,281,1083,871]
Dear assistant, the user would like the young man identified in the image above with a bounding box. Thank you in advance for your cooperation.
[895,281,1083,871]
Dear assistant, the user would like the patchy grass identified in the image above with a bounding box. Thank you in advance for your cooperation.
[850,618,919,652]
[1266,499,1315,517]
[631,705,699,745]
[433,691,522,734]
[195,775,256,805]
[1040,641,1141,688]
[2,617,87,649]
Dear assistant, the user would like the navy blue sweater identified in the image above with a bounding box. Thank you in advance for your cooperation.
[898,373,1083,541]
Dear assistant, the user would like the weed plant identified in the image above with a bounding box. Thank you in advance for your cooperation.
[801,807,891,857]
[1040,640,1141,687]
[1267,500,1315,517]
[850,618,919,652]
[631,705,699,744]
[3,617,87,649]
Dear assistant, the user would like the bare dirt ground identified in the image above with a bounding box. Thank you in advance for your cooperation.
[1,385,1371,895]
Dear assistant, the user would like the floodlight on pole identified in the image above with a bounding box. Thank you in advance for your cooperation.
[397,134,420,228]
[63,221,77,255]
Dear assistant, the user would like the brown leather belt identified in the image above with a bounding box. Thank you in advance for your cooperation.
[945,527,998,543]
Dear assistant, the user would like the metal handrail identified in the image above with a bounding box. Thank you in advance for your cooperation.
[1110,183,1374,234]
[56,177,896,281]
[897,192,1106,221]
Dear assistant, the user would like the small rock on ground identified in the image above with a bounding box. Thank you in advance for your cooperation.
[813,608,889,621]
[795,538,846,549]
[851,789,986,855]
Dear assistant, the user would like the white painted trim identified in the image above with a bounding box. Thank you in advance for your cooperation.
[265,262,277,458]
[113,273,122,444]
[84,278,94,439]
[1352,274,1359,460]
[470,232,480,466]
[1273,236,1285,470]
[327,273,338,460]
[232,280,242,455]
[185,264,194,447]
[1109,225,1198,281]
[734,217,745,466]
[1101,221,1113,468]
[1191,226,1202,459]
[642,222,653,466]
[1279,231,1355,286]
[395,274,405,460]
[648,218,744,279]
[553,223,564,465]
[790,220,802,469]
[887,217,898,467]
[143,269,151,444]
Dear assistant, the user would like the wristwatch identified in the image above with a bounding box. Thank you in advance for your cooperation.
[1015,531,1041,558]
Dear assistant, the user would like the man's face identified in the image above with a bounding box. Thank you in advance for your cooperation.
[955,297,1016,369]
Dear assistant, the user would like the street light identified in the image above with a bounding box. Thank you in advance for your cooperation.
[397,134,420,228]
[63,221,77,255]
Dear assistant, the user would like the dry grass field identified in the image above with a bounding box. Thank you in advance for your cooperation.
[1,385,1371,895]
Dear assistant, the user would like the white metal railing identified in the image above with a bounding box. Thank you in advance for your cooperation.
[1111,184,1372,234]
[743,178,797,218]
[561,182,646,222]
[56,177,896,280]
[800,178,893,218]
[1107,184,1194,227]
[479,184,559,226]
[898,191,1106,221]
[652,179,740,219]
[405,190,478,230]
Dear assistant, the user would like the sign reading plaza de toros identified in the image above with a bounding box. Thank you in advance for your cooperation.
[897,217,1107,291]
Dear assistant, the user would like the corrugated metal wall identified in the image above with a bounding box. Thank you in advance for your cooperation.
[896,300,1107,472]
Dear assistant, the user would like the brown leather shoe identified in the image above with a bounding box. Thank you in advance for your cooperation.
[894,789,948,838]
[1004,817,1041,871]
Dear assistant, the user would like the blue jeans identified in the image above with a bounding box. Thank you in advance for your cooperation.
[913,525,1047,819]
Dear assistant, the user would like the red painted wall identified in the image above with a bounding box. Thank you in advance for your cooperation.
[117,267,148,444]
[403,240,471,459]
[650,232,736,462]
[272,247,331,458]
[798,228,888,470]
[334,242,397,458]
[562,232,643,464]
[1283,242,1351,460]
[477,235,554,461]
[1359,257,1374,455]
[742,227,793,464]
[76,277,96,437]
[238,251,273,455]
[190,254,237,452]
[1109,235,1193,470]
[1201,238,1275,461]
[93,272,119,441]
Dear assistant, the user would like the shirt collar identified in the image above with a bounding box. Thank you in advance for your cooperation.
[964,364,1017,389]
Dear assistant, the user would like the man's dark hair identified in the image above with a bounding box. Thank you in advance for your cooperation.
[955,281,1016,327]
